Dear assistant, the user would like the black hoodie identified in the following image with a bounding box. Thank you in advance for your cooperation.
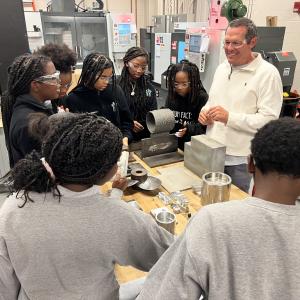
[65,85,133,141]
[9,94,52,167]
[166,90,208,150]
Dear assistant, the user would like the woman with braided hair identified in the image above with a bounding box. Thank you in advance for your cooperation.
[1,53,60,167]
[165,59,208,150]
[118,47,157,141]
[65,52,133,146]
[0,113,173,299]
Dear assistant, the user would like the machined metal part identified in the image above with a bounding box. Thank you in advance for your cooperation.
[141,133,178,158]
[143,151,184,168]
[131,168,148,182]
[201,172,231,206]
[146,109,175,134]
[137,176,161,191]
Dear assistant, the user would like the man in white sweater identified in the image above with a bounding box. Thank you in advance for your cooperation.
[199,17,282,192]
[137,117,300,300]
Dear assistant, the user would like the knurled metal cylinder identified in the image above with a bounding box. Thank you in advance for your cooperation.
[146,109,175,134]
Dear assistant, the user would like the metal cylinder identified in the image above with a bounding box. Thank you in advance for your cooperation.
[155,211,175,234]
[146,109,175,134]
[201,172,231,206]
[131,168,148,183]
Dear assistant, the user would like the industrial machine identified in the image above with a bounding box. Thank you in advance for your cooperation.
[40,11,109,63]
[153,33,172,84]
[25,0,136,73]
[185,26,225,91]
[106,13,137,74]
[221,0,247,22]
[253,26,298,117]
[160,32,186,89]
[152,14,190,33]
[266,51,298,117]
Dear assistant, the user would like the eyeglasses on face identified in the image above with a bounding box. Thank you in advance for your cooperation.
[35,71,61,86]
[223,40,246,49]
[99,75,113,83]
[60,82,72,89]
[128,62,148,72]
[174,82,190,88]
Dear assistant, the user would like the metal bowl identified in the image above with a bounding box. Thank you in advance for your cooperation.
[137,176,161,191]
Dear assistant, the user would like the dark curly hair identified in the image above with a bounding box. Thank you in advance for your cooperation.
[166,59,208,109]
[76,52,115,90]
[118,47,151,121]
[251,117,300,178]
[12,113,123,207]
[0,54,52,167]
[35,43,77,73]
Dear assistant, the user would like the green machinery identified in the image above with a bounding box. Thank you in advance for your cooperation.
[221,0,247,22]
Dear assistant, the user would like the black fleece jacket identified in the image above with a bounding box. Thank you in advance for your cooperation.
[65,85,133,141]
[9,94,52,167]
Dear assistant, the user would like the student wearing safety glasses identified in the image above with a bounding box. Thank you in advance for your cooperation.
[35,43,77,112]
[165,59,208,150]
[118,47,157,141]
[65,53,133,147]
[1,54,60,167]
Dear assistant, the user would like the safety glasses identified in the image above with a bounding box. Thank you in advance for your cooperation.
[223,40,247,49]
[174,82,190,88]
[35,71,61,86]
[128,62,148,72]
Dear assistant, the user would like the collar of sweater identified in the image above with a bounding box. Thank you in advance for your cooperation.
[226,52,263,72]
[14,94,49,112]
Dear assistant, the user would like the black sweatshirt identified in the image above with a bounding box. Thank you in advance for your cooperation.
[9,94,52,167]
[166,89,208,150]
[125,81,157,141]
[65,85,133,141]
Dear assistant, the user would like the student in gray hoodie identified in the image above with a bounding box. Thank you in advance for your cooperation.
[0,113,173,300]
[137,117,300,300]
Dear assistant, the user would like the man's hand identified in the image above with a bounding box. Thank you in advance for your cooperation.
[133,120,144,133]
[207,106,229,124]
[198,110,214,125]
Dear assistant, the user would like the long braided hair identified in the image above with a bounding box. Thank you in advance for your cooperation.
[12,113,123,207]
[118,47,150,122]
[75,52,115,90]
[166,59,206,109]
[1,54,52,167]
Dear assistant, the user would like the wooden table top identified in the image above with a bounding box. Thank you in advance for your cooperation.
[103,153,249,283]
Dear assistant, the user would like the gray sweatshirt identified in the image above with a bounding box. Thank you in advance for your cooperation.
[0,185,174,300]
[137,197,300,300]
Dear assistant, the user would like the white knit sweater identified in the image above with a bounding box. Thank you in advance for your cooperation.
[202,53,282,156]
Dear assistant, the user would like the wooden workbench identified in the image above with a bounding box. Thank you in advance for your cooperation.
[106,154,249,283]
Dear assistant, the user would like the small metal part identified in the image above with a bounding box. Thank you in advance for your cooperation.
[158,192,172,205]
[172,204,181,214]
[131,168,148,182]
